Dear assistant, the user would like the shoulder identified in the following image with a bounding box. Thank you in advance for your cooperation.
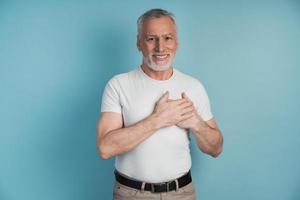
[107,68,138,87]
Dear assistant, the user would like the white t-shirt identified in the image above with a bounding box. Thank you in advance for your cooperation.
[101,66,213,183]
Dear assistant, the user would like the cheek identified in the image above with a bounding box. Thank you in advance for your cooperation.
[166,42,177,51]
[142,45,155,55]
[141,50,151,59]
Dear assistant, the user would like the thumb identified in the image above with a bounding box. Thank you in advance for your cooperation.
[158,91,169,103]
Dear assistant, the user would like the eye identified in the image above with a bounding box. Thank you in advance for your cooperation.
[165,36,173,41]
[146,37,155,41]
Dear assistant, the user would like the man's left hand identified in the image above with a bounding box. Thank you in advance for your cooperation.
[176,92,202,130]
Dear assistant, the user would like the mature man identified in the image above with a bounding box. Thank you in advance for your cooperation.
[97,8,223,200]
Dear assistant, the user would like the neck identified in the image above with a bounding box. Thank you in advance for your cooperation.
[141,63,173,80]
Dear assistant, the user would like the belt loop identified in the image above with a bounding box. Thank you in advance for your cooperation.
[175,179,179,191]
[166,182,170,192]
[141,182,146,193]
[151,183,155,193]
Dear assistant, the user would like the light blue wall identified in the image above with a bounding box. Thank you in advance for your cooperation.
[1,1,299,200]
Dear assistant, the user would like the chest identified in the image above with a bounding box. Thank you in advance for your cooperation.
[119,83,199,126]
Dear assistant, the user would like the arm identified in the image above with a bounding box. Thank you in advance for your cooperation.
[190,118,223,157]
[97,91,194,159]
[96,112,161,159]
[177,92,223,157]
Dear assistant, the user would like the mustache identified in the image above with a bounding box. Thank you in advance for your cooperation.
[151,52,172,56]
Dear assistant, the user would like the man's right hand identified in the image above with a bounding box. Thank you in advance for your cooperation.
[152,91,194,128]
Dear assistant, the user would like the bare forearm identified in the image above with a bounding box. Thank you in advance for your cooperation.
[99,114,160,159]
[191,120,223,157]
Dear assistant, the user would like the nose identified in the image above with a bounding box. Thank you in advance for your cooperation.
[155,38,164,52]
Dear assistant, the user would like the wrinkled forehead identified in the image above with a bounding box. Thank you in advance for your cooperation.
[140,16,177,36]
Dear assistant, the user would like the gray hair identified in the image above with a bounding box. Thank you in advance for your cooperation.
[137,8,176,37]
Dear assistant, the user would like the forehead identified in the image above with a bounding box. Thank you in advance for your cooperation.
[141,16,177,36]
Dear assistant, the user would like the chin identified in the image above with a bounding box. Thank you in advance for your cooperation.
[146,58,173,72]
[148,64,171,72]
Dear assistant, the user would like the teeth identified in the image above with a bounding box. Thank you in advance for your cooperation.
[154,55,168,59]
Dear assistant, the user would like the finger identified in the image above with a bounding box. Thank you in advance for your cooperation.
[181,92,186,99]
[171,98,188,105]
[179,111,194,121]
[178,101,194,109]
[158,91,169,103]
[182,92,191,101]
[181,105,195,114]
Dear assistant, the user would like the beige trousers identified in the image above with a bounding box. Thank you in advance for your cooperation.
[113,181,196,200]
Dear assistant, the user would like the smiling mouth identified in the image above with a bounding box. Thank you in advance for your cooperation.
[152,54,170,61]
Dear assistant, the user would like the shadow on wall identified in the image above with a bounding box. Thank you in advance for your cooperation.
[87,23,132,198]
[32,24,131,199]
[0,187,6,200]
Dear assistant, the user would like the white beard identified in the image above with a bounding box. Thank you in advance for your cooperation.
[145,53,175,72]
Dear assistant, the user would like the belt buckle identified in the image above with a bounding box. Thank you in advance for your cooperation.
[150,181,171,193]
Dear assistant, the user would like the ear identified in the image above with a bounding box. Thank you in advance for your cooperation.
[176,39,179,50]
[136,35,141,51]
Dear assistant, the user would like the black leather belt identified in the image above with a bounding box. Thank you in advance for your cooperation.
[114,170,192,193]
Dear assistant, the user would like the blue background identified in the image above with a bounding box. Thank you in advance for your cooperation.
[1,1,300,200]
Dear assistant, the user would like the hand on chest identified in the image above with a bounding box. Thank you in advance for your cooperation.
[121,87,199,126]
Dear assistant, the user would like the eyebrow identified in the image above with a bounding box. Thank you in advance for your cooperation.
[145,33,174,37]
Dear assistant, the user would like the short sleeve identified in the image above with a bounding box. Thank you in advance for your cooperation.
[100,78,122,114]
[195,82,213,121]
